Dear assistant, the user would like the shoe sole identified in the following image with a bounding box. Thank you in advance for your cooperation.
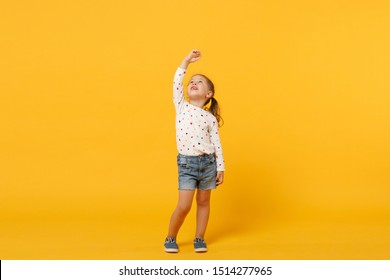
[194,248,208,253]
[165,248,179,253]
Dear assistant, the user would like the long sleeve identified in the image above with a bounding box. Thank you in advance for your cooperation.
[209,120,225,171]
[173,67,187,113]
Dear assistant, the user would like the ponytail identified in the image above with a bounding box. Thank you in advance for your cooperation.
[207,97,224,127]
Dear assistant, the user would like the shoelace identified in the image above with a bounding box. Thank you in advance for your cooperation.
[165,237,176,244]
[194,238,205,243]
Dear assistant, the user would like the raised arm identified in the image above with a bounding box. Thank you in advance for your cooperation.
[173,50,202,112]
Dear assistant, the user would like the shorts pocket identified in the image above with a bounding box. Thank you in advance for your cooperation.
[178,157,190,169]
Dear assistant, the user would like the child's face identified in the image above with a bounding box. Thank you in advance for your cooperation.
[188,75,213,101]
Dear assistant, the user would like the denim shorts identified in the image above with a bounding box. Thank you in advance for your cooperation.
[177,153,217,191]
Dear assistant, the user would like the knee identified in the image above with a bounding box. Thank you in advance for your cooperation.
[197,196,210,207]
[176,203,192,215]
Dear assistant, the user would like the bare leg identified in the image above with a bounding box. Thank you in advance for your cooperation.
[167,190,195,238]
[195,190,211,238]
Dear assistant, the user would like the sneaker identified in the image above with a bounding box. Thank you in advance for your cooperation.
[194,237,208,253]
[164,237,179,253]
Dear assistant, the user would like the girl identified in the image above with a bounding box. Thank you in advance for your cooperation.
[164,50,225,253]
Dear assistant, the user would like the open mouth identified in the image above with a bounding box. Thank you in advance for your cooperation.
[190,86,198,90]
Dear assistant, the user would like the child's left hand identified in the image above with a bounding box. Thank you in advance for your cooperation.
[216,171,224,185]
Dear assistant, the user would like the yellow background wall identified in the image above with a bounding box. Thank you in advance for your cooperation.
[1,0,389,259]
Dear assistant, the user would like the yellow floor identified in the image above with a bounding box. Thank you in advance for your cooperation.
[1,209,389,260]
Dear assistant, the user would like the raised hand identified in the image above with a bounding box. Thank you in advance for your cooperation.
[180,49,202,69]
[185,49,202,63]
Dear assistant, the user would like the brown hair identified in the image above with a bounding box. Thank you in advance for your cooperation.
[193,74,224,127]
